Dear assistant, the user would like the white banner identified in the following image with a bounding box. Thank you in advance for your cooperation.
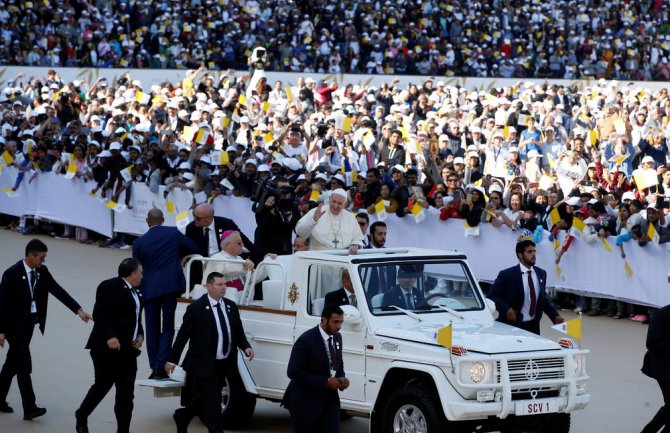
[112,184,195,235]
[0,166,113,237]
[3,66,670,96]
[1,166,668,306]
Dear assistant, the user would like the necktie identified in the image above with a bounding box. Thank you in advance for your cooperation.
[405,292,413,310]
[327,337,338,371]
[379,268,388,293]
[203,228,210,255]
[29,270,36,294]
[349,294,357,307]
[527,270,537,317]
[214,302,230,358]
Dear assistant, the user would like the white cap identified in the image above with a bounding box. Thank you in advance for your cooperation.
[332,174,346,184]
[508,146,519,153]
[258,164,270,172]
[244,159,257,166]
[98,150,112,158]
[392,164,405,172]
[565,197,581,206]
[331,188,347,199]
[622,191,636,201]
[240,116,250,123]
[178,162,191,170]
[641,155,655,164]
[453,157,465,165]
[526,149,540,159]
[315,173,329,181]
[109,142,122,151]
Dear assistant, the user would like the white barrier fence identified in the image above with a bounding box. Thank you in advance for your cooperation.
[2,65,670,95]
[1,166,668,307]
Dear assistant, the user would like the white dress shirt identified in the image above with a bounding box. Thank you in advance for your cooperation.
[208,295,232,359]
[519,264,539,321]
[122,278,141,341]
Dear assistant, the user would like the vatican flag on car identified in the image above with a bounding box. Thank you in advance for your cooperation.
[552,317,582,341]
[436,324,452,349]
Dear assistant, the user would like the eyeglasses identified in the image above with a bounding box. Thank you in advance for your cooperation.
[447,179,459,182]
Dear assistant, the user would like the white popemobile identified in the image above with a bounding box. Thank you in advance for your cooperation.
[139,247,590,433]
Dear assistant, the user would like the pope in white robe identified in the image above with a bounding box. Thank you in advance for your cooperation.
[295,188,365,254]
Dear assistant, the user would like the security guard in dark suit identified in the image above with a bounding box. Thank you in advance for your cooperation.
[0,239,91,420]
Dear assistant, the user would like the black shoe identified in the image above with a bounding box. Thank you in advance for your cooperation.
[173,411,188,433]
[75,409,89,433]
[150,369,169,380]
[23,406,47,420]
[0,401,13,413]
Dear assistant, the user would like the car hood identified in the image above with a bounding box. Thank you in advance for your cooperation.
[373,320,561,354]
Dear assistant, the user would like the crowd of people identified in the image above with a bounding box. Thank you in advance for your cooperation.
[0,66,669,322]
[2,0,670,80]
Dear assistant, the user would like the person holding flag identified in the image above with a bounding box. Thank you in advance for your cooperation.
[487,239,564,335]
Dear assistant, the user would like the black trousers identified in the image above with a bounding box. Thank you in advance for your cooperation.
[78,350,137,433]
[519,320,541,335]
[175,359,231,433]
[288,398,340,433]
[642,379,670,433]
[0,324,37,413]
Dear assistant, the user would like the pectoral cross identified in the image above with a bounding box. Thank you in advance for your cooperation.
[332,237,339,248]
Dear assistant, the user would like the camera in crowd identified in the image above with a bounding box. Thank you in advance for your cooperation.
[253,178,294,207]
[250,47,267,70]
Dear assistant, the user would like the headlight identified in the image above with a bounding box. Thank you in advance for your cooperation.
[572,355,584,376]
[471,362,487,383]
[459,361,493,384]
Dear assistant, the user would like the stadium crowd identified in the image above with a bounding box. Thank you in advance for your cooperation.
[2,0,670,80]
[0,67,669,323]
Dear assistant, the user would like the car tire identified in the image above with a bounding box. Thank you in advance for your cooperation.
[381,384,448,433]
[221,370,257,429]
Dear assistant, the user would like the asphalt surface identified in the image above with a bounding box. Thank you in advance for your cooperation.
[0,229,660,432]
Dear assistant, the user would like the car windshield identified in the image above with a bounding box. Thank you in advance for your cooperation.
[357,260,484,315]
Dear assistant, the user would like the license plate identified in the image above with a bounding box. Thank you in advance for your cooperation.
[515,399,558,416]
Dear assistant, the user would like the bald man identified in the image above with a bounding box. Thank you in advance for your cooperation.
[184,203,255,291]
[132,209,198,379]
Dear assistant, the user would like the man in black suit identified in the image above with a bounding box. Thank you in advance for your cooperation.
[132,208,198,380]
[381,265,426,310]
[75,258,144,433]
[282,304,349,433]
[185,203,255,288]
[0,239,92,420]
[165,271,254,433]
[487,239,564,335]
[324,270,356,308]
[641,304,670,433]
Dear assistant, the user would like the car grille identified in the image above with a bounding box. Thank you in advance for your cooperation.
[496,357,565,383]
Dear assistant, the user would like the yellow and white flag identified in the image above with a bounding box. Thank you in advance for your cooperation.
[648,224,660,245]
[64,162,77,179]
[436,324,453,349]
[374,201,387,221]
[551,317,582,340]
[410,203,426,223]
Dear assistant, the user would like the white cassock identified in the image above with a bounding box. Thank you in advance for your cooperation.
[202,250,246,284]
[295,208,365,250]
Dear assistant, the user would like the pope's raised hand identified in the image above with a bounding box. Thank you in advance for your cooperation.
[313,203,326,222]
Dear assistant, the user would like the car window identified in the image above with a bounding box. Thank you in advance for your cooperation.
[358,261,484,315]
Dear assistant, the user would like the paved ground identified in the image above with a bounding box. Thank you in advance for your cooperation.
[0,229,660,432]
